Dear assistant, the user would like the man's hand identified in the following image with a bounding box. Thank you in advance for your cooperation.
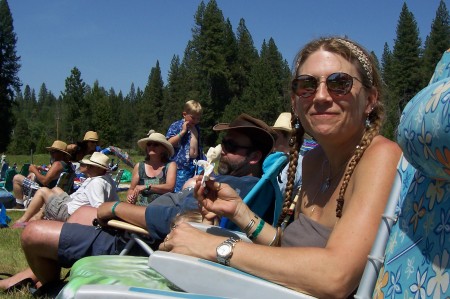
[96,202,118,226]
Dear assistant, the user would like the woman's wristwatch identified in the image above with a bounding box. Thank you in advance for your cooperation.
[216,237,241,266]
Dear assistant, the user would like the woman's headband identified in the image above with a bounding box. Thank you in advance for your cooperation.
[335,38,373,85]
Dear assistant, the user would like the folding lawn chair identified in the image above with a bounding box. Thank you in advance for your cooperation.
[55,172,76,194]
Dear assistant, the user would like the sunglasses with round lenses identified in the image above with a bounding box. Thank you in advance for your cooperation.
[292,72,362,98]
[146,142,160,147]
[221,139,253,154]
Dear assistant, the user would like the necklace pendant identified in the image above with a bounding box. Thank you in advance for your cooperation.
[321,178,330,193]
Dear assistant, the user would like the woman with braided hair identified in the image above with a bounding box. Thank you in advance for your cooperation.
[162,36,401,298]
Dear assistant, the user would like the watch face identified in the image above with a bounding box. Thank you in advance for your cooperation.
[217,243,232,256]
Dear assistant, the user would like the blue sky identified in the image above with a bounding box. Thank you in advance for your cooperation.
[8,0,448,96]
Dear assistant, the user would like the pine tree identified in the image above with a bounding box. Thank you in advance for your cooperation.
[89,81,115,146]
[138,61,165,136]
[422,0,450,84]
[0,0,21,152]
[384,3,422,140]
[186,0,236,146]
[163,55,186,131]
[60,67,88,143]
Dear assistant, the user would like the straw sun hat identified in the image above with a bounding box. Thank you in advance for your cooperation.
[46,140,71,156]
[80,152,109,170]
[83,131,99,142]
[272,112,292,132]
[137,130,174,157]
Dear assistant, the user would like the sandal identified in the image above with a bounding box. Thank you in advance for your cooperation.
[4,277,34,293]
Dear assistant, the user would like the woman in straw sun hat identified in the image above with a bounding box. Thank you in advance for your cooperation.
[127,130,177,206]
[12,140,73,208]
[67,131,100,163]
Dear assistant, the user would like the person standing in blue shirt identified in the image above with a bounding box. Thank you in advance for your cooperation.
[166,100,204,192]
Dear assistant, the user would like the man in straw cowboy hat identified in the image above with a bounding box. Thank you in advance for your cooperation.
[12,140,73,209]
[2,114,280,293]
[13,152,119,226]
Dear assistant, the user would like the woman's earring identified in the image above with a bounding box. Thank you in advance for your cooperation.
[365,115,371,129]
[294,116,300,129]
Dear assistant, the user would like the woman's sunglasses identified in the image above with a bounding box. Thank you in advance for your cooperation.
[221,139,253,154]
[146,142,161,147]
[292,72,362,98]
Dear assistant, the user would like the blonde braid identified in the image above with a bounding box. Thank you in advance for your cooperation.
[276,112,304,227]
[335,113,381,218]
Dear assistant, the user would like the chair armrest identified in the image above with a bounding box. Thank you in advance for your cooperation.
[108,219,150,236]
[148,251,316,299]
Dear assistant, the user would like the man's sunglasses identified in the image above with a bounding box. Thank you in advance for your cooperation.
[292,72,362,98]
[221,139,253,154]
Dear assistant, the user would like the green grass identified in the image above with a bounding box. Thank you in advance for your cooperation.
[0,211,34,298]
[0,153,142,298]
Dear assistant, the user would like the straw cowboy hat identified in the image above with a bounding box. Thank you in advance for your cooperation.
[272,112,292,132]
[213,113,275,158]
[83,131,99,142]
[80,152,109,170]
[137,130,175,157]
[46,140,71,156]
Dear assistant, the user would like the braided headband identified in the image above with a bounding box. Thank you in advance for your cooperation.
[335,39,373,85]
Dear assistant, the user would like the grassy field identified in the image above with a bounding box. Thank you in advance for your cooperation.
[0,153,143,298]
[0,210,35,298]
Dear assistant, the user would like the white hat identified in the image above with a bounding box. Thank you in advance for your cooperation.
[80,152,109,170]
[272,112,292,132]
[137,130,174,157]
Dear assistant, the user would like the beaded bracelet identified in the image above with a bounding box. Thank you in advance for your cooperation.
[249,218,265,240]
[111,201,120,217]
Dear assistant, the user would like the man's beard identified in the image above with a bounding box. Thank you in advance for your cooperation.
[217,156,251,177]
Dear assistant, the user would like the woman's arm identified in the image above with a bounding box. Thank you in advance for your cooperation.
[166,138,401,298]
[30,161,63,186]
[127,163,140,203]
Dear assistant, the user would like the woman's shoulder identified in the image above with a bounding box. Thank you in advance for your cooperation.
[364,135,402,162]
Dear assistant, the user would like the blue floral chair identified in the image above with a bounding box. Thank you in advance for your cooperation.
[354,50,450,299]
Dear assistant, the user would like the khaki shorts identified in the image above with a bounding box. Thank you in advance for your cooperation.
[44,192,71,221]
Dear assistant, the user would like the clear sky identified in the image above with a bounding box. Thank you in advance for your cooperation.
[8,0,448,96]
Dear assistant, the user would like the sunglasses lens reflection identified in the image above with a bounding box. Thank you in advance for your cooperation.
[293,72,354,98]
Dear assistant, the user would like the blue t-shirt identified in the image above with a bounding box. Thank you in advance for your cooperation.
[166,119,203,169]
[144,175,260,240]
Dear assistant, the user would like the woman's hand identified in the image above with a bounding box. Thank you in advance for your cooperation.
[194,176,244,221]
[126,193,136,204]
[127,185,147,203]
[159,222,224,261]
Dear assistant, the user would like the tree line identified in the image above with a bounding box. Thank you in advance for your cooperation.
[1,0,449,155]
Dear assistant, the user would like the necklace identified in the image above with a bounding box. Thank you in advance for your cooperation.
[320,159,349,193]
[303,157,350,216]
